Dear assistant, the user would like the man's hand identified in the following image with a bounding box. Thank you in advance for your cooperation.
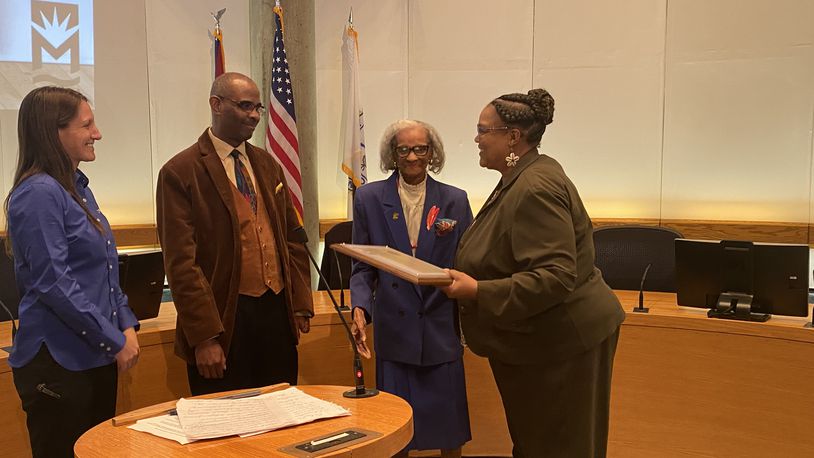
[115,327,140,372]
[194,338,226,379]
[350,307,372,359]
[440,269,478,300]
[295,315,311,334]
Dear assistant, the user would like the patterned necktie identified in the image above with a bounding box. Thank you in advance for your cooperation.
[231,150,257,214]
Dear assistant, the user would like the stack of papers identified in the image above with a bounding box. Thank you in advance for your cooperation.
[128,387,351,444]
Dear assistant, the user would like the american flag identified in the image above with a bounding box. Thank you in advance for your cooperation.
[265,4,303,224]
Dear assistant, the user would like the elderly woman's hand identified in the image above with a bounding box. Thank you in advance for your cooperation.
[351,307,372,359]
[441,269,478,300]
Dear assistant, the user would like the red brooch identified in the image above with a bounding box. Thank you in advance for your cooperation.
[426,205,440,230]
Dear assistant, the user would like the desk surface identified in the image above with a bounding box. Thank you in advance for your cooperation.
[2,290,813,364]
[74,385,413,458]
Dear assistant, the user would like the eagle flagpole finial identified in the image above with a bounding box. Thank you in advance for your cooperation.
[211,8,226,32]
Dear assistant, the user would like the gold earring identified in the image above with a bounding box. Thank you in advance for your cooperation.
[505,144,519,167]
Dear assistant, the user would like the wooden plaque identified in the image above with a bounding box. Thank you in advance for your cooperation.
[331,244,452,286]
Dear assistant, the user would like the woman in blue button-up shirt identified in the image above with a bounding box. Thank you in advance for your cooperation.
[3,87,140,458]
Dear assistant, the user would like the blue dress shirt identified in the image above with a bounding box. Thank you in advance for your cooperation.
[7,170,139,371]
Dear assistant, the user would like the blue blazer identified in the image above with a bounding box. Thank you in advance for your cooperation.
[350,172,473,366]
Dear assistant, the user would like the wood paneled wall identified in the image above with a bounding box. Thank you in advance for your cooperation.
[2,219,810,248]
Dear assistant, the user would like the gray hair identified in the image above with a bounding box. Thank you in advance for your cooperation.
[378,119,446,174]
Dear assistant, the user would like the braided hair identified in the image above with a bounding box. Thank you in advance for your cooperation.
[490,88,554,147]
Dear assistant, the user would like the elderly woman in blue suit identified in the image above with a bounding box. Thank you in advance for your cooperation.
[350,119,473,457]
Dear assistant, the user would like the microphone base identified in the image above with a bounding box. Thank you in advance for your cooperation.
[337,305,350,311]
[343,387,379,399]
[631,307,649,313]
[707,308,770,322]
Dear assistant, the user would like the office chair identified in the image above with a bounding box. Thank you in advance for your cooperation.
[318,221,353,290]
[592,225,683,292]
[0,239,20,321]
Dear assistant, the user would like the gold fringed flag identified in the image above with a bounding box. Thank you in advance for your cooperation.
[212,8,226,77]
[214,28,225,77]
[339,10,367,218]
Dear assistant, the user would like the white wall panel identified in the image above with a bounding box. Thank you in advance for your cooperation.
[85,0,153,224]
[533,0,666,218]
[535,0,666,68]
[407,0,534,210]
[662,0,814,222]
[534,65,664,218]
[409,0,534,72]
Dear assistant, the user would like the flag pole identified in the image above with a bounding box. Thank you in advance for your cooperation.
[346,7,356,216]
[211,8,227,77]
[274,0,284,34]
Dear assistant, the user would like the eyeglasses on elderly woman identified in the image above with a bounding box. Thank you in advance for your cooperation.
[394,144,431,157]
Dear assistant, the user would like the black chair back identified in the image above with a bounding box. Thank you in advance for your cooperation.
[593,225,683,292]
[0,239,20,321]
[318,221,353,290]
[119,250,165,320]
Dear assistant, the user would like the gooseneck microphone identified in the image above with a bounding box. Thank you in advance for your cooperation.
[0,299,17,343]
[332,248,349,311]
[632,263,652,313]
[0,299,17,354]
[292,227,378,398]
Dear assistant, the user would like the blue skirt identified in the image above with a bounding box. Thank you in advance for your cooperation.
[376,357,472,451]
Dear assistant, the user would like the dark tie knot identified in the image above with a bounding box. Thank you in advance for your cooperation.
[230,149,241,160]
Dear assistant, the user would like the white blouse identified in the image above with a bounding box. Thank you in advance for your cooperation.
[397,172,427,256]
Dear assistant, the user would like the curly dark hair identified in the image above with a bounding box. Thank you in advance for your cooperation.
[490,88,555,146]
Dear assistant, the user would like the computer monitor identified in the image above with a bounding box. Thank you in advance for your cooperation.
[118,250,165,321]
[675,239,809,321]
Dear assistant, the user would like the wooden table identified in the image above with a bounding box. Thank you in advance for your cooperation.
[74,385,412,457]
[4,291,814,457]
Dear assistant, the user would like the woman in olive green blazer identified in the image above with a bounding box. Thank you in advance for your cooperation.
[443,89,625,458]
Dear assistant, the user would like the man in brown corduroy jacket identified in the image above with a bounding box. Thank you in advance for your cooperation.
[156,72,313,395]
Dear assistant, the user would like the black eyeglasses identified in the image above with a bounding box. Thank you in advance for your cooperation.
[217,96,266,115]
[476,125,510,136]
[394,145,431,157]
